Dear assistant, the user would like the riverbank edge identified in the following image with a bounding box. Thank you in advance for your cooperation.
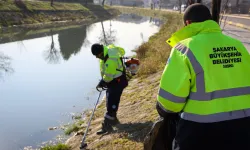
[0,4,120,36]
[63,6,183,150]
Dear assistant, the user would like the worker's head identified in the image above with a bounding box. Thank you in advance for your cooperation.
[91,43,104,59]
[183,3,212,26]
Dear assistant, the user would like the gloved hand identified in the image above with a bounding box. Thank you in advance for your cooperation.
[156,102,179,120]
[96,79,107,89]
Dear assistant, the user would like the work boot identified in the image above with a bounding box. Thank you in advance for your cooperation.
[96,121,112,135]
[104,114,120,125]
[110,117,120,125]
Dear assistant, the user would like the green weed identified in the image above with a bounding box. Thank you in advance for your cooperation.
[41,143,70,150]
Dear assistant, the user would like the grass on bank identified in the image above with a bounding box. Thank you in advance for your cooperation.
[114,6,184,76]
[0,0,119,27]
[64,119,86,135]
[41,143,70,150]
[66,72,163,150]
[64,124,81,135]
[0,0,88,11]
[0,0,90,27]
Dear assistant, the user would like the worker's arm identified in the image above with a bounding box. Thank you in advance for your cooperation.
[102,58,118,83]
[157,46,191,117]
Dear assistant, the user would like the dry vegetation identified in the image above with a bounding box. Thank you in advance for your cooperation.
[64,7,183,150]
[114,6,184,76]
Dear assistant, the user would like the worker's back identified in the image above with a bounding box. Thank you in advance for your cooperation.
[189,30,250,93]
[172,20,250,124]
[176,21,250,150]
[156,4,250,150]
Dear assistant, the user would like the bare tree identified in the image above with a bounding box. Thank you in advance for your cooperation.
[220,0,230,30]
[212,0,222,23]
[159,0,162,9]
[140,32,145,43]
[179,0,182,14]
[102,0,105,6]
[236,0,240,7]
[0,52,14,77]
[51,0,54,6]
[99,21,117,45]
[236,0,240,13]
[101,21,108,45]
[43,30,61,64]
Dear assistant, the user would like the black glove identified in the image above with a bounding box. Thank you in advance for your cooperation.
[96,79,107,89]
[156,102,179,120]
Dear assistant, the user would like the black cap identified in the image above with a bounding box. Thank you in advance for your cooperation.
[184,3,212,23]
[91,43,104,56]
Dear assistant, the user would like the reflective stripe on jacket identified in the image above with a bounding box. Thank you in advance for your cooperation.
[157,20,250,123]
[100,44,125,83]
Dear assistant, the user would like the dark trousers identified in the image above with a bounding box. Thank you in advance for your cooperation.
[173,117,250,150]
[152,118,178,150]
[105,75,128,117]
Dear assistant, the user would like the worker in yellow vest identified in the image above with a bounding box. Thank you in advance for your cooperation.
[156,4,250,150]
[91,43,128,134]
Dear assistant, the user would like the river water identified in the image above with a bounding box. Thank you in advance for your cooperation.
[0,14,162,150]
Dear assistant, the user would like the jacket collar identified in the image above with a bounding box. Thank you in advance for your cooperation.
[104,46,109,57]
[166,20,222,47]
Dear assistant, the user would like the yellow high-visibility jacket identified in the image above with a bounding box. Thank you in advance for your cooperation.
[100,44,125,83]
[157,20,250,123]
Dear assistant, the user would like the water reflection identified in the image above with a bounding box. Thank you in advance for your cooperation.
[58,26,87,60]
[0,52,14,78]
[0,14,163,63]
[0,14,161,150]
[0,28,47,44]
[114,13,148,24]
[99,21,117,45]
[43,30,61,64]
[0,25,88,62]
[149,17,164,27]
